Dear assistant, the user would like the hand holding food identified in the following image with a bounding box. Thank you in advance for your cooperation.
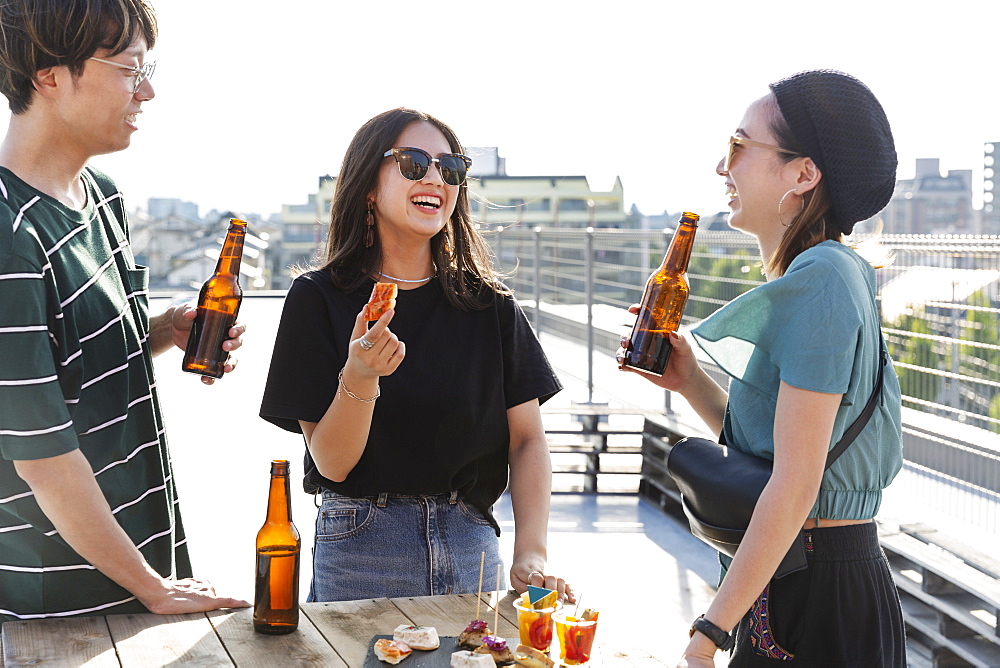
[513,565,574,604]
[349,299,404,378]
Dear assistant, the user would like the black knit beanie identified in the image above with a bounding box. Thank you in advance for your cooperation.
[769,70,897,235]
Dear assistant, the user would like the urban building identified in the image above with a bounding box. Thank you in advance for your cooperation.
[883,158,975,235]
[268,151,992,290]
[130,206,270,291]
[641,209,729,231]
[467,147,626,229]
[269,175,336,289]
[983,142,999,234]
[268,149,629,287]
[147,197,199,220]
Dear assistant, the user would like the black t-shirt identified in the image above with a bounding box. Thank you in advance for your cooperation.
[259,271,562,533]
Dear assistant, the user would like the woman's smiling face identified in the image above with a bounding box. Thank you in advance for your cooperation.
[371,120,460,248]
[720,95,799,238]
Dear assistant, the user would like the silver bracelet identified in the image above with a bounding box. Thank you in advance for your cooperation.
[337,368,379,403]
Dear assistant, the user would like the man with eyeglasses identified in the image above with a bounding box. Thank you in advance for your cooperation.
[0,0,249,621]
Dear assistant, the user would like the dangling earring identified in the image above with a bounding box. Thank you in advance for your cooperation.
[364,204,375,248]
[777,189,803,228]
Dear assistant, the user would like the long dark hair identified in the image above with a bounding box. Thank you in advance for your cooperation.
[320,108,505,310]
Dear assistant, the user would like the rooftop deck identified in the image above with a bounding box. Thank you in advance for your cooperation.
[153,294,994,666]
[152,296,723,664]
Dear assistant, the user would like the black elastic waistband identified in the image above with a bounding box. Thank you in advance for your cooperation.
[804,521,883,561]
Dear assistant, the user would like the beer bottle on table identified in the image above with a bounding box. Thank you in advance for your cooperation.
[181,218,246,378]
[622,211,699,375]
[253,459,300,635]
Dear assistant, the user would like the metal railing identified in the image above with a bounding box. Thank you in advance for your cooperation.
[485,226,1000,537]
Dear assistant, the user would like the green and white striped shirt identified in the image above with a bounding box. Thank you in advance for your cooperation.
[0,166,191,621]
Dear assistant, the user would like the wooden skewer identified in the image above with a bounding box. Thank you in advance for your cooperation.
[476,551,485,621]
[493,563,501,637]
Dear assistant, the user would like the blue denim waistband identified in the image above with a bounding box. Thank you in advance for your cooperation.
[320,489,460,507]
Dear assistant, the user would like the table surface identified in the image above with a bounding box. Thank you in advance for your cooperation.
[1,591,666,667]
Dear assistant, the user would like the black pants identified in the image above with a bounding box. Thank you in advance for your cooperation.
[728,522,906,667]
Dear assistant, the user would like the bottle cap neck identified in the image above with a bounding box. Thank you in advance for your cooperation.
[266,460,292,522]
[215,219,247,276]
[664,221,697,273]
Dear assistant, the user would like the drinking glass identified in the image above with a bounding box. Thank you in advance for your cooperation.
[512,598,561,652]
[553,611,599,665]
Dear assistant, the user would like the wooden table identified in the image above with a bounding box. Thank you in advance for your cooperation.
[1,591,666,667]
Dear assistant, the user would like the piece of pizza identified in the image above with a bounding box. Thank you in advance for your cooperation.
[373,638,412,664]
[363,282,398,321]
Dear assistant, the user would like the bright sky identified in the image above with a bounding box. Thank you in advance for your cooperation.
[13,0,998,220]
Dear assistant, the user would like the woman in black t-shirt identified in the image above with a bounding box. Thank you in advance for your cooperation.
[260,109,572,604]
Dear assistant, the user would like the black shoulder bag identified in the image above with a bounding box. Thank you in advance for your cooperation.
[666,341,887,579]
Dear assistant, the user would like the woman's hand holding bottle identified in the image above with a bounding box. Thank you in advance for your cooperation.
[617,304,700,393]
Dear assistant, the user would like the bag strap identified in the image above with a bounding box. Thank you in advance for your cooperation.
[719,338,887,471]
[823,338,887,470]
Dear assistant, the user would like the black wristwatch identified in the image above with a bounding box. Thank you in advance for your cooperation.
[689,614,734,651]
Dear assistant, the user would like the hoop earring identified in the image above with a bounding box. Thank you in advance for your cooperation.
[777,189,803,228]
[364,205,375,248]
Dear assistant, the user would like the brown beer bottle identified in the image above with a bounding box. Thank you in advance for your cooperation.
[623,211,699,375]
[253,459,301,635]
[181,218,246,378]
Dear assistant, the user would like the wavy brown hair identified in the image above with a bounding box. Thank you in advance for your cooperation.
[320,108,506,311]
[0,0,157,115]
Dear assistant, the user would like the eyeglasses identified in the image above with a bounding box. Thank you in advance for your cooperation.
[88,57,156,94]
[382,147,472,186]
[724,135,801,172]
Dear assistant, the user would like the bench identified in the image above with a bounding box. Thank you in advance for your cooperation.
[880,528,1000,666]
[542,406,646,492]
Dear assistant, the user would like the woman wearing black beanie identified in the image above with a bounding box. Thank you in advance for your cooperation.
[621,70,906,666]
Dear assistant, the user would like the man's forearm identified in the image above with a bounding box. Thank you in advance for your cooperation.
[14,450,167,602]
[148,306,178,357]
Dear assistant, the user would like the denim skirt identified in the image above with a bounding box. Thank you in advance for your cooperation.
[308,490,505,602]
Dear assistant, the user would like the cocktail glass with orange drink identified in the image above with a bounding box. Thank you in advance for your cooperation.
[512,588,561,653]
[554,608,599,665]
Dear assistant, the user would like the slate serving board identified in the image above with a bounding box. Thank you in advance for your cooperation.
[363,634,520,667]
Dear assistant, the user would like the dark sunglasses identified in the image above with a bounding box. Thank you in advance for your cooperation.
[382,147,472,186]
